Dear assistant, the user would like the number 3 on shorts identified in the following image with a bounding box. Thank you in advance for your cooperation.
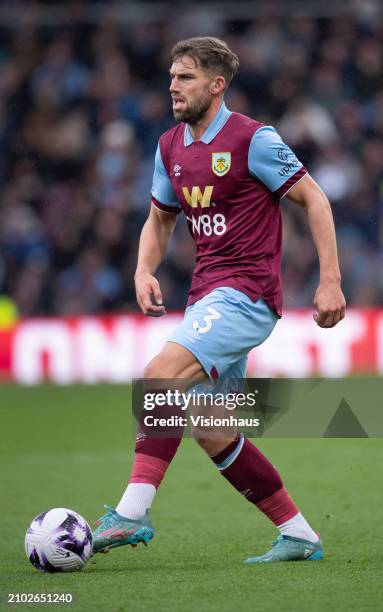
[192,306,221,333]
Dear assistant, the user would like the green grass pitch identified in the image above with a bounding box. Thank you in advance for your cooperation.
[0,384,382,612]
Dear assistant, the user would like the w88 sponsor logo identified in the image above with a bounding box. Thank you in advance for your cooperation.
[186,213,227,237]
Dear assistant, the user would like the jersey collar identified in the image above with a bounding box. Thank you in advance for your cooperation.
[184,102,232,147]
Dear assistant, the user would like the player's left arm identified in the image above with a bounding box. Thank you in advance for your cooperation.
[286,173,346,328]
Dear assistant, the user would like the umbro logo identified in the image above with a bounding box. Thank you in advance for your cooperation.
[173,164,182,176]
[240,489,252,498]
[136,431,147,442]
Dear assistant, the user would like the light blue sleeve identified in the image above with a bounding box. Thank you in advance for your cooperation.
[248,126,303,192]
[151,144,181,209]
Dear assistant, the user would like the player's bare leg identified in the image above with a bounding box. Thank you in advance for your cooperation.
[92,342,206,553]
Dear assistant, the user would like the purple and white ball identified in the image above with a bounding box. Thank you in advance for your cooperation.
[25,508,93,572]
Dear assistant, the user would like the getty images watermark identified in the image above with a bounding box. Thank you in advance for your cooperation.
[132,378,383,438]
[142,388,261,428]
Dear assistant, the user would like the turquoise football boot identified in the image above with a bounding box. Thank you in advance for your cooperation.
[92,506,154,554]
[245,535,323,564]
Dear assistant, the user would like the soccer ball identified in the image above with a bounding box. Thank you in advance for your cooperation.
[25,508,93,572]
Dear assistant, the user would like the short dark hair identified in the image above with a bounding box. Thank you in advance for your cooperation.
[171,37,240,88]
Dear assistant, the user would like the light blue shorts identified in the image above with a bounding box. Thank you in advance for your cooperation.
[168,287,279,380]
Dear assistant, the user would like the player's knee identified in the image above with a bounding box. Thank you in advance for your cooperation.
[192,429,235,456]
[192,429,213,451]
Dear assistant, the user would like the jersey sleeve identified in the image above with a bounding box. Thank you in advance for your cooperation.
[151,144,182,214]
[248,126,307,198]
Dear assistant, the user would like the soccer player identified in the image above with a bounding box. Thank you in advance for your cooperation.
[93,37,346,562]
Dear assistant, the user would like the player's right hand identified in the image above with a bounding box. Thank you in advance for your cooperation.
[135,271,166,317]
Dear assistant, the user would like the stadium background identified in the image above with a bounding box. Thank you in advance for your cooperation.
[0,3,382,611]
[0,0,382,381]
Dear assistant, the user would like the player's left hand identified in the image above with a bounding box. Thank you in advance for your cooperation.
[313,281,346,328]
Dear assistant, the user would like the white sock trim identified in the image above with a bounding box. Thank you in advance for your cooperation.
[216,434,244,471]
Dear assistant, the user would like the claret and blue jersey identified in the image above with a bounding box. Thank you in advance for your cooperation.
[151,103,307,316]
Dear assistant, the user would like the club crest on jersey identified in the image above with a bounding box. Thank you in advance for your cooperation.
[212,152,231,177]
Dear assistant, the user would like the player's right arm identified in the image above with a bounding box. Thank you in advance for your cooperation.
[135,142,181,316]
[135,205,177,316]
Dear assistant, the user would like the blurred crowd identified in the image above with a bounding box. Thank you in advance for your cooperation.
[0,2,382,316]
